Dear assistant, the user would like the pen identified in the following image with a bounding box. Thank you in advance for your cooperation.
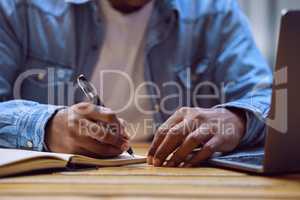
[77,74,134,157]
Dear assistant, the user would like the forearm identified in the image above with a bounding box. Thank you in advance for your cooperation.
[0,100,63,151]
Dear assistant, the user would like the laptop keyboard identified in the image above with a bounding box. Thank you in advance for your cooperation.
[220,155,264,166]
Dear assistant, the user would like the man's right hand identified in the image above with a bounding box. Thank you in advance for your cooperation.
[45,102,129,158]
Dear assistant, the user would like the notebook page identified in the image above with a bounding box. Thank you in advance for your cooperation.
[70,152,146,166]
[0,148,72,167]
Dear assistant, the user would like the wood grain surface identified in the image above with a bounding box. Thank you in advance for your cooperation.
[0,143,299,200]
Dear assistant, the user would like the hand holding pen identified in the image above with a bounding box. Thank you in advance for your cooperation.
[77,74,135,157]
[44,103,129,158]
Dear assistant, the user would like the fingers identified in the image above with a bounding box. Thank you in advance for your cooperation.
[151,122,186,166]
[150,117,201,167]
[77,137,124,158]
[147,111,184,164]
[72,102,128,147]
[77,118,129,150]
[183,136,223,167]
[118,118,130,140]
[166,127,213,167]
[88,106,118,123]
[147,106,242,168]
[147,128,167,164]
[73,102,118,123]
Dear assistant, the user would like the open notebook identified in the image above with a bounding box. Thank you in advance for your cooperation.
[0,148,146,177]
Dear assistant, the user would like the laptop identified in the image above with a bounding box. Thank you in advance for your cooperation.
[208,10,300,174]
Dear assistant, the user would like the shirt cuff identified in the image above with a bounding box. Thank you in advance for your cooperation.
[16,104,64,151]
[213,101,267,148]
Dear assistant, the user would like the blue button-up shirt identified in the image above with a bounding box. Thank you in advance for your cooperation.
[0,0,272,151]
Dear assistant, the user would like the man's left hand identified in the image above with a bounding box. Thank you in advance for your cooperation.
[147,107,246,167]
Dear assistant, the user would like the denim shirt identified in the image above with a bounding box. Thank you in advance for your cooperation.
[0,0,272,151]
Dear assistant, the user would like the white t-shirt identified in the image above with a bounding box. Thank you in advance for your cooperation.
[91,0,155,141]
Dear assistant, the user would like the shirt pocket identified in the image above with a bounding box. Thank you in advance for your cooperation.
[18,56,74,105]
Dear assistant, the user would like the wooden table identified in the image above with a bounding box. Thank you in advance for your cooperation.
[0,143,300,200]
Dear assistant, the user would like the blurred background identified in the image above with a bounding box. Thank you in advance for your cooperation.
[238,0,300,68]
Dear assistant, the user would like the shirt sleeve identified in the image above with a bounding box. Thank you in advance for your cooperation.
[211,0,273,147]
[0,100,63,151]
[0,3,63,151]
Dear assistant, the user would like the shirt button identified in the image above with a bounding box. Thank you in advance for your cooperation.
[37,72,46,80]
[154,104,160,113]
[27,141,33,148]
